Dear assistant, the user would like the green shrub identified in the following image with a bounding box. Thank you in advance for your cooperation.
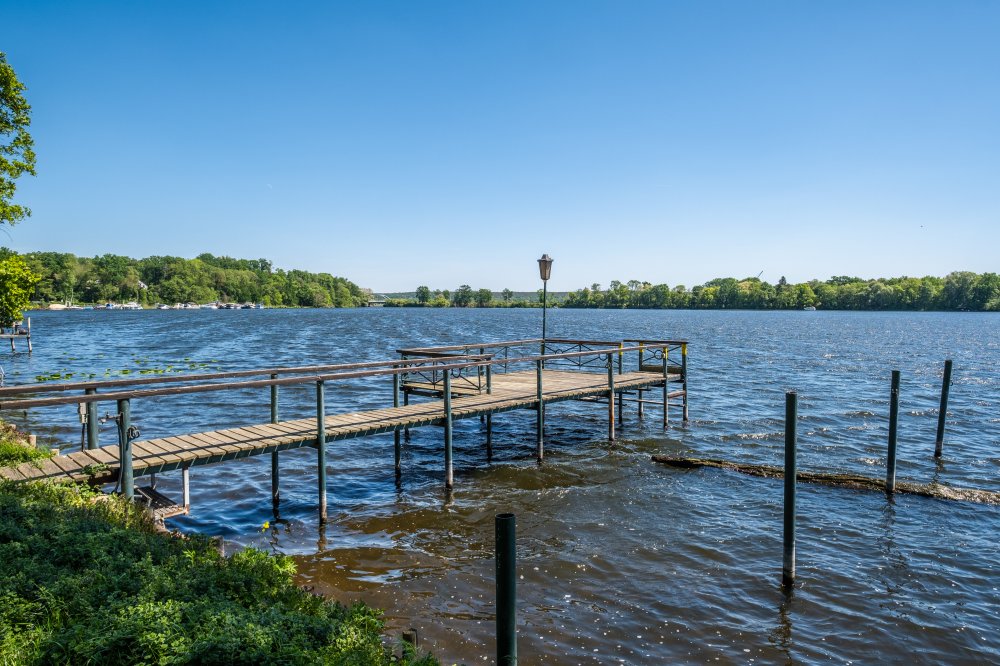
[0,481,437,665]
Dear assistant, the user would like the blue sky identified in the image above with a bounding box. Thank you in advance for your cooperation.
[4,1,998,292]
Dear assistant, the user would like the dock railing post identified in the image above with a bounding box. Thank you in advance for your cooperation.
[886,370,900,494]
[496,513,517,665]
[682,343,689,422]
[607,353,616,441]
[85,388,99,449]
[316,380,327,523]
[536,359,544,462]
[617,343,624,426]
[444,370,454,489]
[486,362,493,460]
[782,391,797,589]
[393,366,402,477]
[117,398,134,500]
[270,374,279,504]
[637,344,645,420]
[934,360,952,458]
[662,346,669,430]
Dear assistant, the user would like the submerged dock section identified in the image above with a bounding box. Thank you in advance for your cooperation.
[0,337,688,521]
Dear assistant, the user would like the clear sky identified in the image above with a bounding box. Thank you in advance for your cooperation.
[4,1,998,292]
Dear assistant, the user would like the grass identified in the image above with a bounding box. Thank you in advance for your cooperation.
[0,479,437,665]
[0,421,52,467]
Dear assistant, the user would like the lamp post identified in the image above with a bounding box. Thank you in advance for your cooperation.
[537,254,553,356]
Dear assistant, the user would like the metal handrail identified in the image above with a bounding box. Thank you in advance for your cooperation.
[0,344,671,411]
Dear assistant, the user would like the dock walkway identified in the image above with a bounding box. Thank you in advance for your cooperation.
[0,337,688,521]
[1,369,678,485]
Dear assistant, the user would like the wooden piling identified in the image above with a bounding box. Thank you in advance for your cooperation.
[316,381,327,523]
[444,372,454,489]
[682,343,689,422]
[782,391,796,589]
[607,354,616,441]
[495,513,517,665]
[536,360,544,461]
[270,375,279,503]
[662,346,669,430]
[393,368,402,476]
[935,360,952,458]
[886,370,900,494]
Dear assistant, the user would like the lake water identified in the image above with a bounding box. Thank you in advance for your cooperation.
[6,308,999,663]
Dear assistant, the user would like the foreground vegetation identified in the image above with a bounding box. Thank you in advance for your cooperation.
[19,251,367,308]
[0,430,434,665]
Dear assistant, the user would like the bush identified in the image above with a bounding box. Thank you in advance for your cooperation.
[0,480,437,665]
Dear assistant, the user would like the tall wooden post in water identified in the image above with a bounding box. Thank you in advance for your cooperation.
[935,360,952,458]
[270,375,279,504]
[536,360,544,461]
[886,370,900,494]
[316,380,327,523]
[782,391,797,588]
[444,371,454,489]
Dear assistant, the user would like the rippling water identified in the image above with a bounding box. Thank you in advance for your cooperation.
[6,308,999,663]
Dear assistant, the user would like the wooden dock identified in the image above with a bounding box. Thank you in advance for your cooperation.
[0,338,688,521]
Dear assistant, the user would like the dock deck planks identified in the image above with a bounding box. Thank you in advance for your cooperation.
[4,369,678,485]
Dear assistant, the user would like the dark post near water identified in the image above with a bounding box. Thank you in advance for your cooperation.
[496,513,517,665]
[886,370,900,493]
[782,391,797,589]
[85,387,99,449]
[444,370,454,489]
[316,380,327,523]
[393,367,402,477]
[538,254,552,362]
[935,359,952,458]
[536,359,544,461]
[117,398,134,500]
[271,375,279,503]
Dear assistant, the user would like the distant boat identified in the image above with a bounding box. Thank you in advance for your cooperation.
[803,306,817,311]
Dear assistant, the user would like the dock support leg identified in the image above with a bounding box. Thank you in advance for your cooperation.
[637,388,644,419]
[86,388,99,449]
[403,391,411,441]
[682,343,689,422]
[444,372,454,489]
[316,381,327,524]
[182,465,190,514]
[536,360,544,462]
[270,378,279,504]
[393,370,402,478]
[607,354,616,441]
[486,414,493,460]
[662,347,669,430]
[117,398,134,500]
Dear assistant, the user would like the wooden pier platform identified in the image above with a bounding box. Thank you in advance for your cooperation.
[0,368,680,485]
[0,337,689,520]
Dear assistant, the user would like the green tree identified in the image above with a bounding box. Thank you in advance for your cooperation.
[0,53,35,225]
[0,252,40,326]
[415,285,431,305]
[501,288,513,303]
[453,285,473,307]
[475,288,493,307]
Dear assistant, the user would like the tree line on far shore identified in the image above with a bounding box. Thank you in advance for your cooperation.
[387,272,1000,311]
[18,251,367,308]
